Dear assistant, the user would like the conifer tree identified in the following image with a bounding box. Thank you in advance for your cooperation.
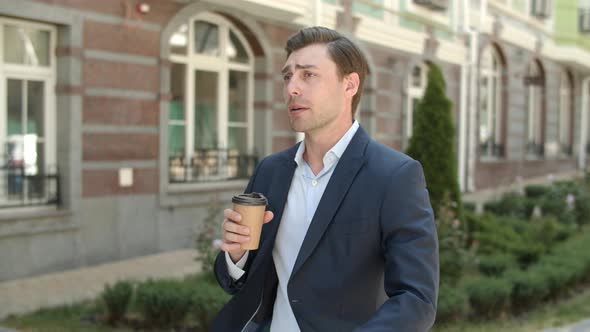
[406,62,462,216]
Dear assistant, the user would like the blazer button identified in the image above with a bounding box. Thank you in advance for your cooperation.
[290,299,300,304]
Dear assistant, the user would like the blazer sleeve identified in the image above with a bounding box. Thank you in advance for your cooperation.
[356,159,439,332]
[214,157,265,295]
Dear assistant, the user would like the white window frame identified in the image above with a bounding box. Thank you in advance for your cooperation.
[479,46,503,158]
[404,62,428,148]
[168,13,255,183]
[0,17,57,205]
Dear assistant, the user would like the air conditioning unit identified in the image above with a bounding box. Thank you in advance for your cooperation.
[580,9,590,34]
[531,0,551,19]
[413,0,448,11]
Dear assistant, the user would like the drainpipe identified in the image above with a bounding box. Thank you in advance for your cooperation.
[579,77,589,170]
[458,0,472,192]
[459,63,468,192]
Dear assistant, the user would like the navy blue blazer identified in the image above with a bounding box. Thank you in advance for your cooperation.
[212,127,439,332]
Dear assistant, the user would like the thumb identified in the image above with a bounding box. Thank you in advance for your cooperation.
[263,210,274,224]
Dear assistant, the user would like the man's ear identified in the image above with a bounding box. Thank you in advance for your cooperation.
[345,72,360,98]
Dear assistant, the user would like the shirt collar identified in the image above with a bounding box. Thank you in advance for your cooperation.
[294,120,360,167]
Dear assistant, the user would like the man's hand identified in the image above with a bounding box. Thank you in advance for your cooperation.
[221,208,274,263]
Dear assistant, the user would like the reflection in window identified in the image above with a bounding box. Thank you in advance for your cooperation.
[479,46,503,158]
[3,24,50,66]
[1,20,57,208]
[404,63,428,149]
[193,21,219,56]
[558,70,573,156]
[526,60,544,157]
[168,15,256,183]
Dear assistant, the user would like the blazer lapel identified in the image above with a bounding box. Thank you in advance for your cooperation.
[289,128,370,279]
[249,143,299,274]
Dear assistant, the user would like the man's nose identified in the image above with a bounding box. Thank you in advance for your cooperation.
[286,77,301,96]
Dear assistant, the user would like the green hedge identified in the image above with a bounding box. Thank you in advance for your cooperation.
[437,283,468,322]
[135,279,193,328]
[464,276,511,319]
[100,280,133,324]
[483,192,535,220]
[477,254,516,277]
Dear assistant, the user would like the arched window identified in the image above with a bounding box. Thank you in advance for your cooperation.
[167,13,255,183]
[479,45,503,157]
[526,60,545,157]
[558,70,573,155]
[404,62,428,148]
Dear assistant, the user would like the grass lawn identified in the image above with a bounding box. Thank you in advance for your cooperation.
[1,301,134,332]
[433,287,590,332]
[4,286,590,332]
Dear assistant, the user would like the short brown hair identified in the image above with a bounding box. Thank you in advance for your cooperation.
[285,26,368,116]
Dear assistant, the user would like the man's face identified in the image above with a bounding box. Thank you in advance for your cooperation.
[281,43,351,134]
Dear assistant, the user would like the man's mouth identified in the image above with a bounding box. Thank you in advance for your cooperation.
[289,104,309,114]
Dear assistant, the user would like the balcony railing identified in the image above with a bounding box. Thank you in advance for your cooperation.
[0,164,60,208]
[526,142,545,157]
[480,140,505,158]
[169,149,258,183]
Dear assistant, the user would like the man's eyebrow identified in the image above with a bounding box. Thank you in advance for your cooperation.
[281,64,318,75]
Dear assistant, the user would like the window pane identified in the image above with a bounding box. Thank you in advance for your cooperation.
[228,30,249,64]
[194,70,218,149]
[4,24,50,66]
[168,124,185,156]
[228,126,247,153]
[229,71,248,123]
[27,80,44,137]
[170,63,186,121]
[353,0,384,19]
[412,66,422,87]
[6,79,23,136]
[193,21,219,56]
[479,77,489,144]
[169,24,188,55]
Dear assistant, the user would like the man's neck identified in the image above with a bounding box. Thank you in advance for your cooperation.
[303,119,353,175]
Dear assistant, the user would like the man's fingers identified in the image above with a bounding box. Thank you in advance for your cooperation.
[220,242,242,252]
[224,231,250,244]
[223,208,242,222]
[263,210,274,224]
[223,219,250,235]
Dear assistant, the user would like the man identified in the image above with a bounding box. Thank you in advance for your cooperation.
[212,26,439,332]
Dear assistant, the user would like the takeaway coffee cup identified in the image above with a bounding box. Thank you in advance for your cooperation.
[232,193,268,250]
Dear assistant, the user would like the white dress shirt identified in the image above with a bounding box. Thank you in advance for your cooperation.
[226,121,360,332]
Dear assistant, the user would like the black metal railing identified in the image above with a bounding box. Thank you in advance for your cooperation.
[169,149,258,183]
[0,165,60,208]
[480,140,505,158]
[526,142,545,157]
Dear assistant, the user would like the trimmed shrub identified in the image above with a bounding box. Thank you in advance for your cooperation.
[436,283,468,323]
[101,280,133,324]
[464,276,511,319]
[504,269,548,312]
[477,254,516,277]
[463,202,476,213]
[191,282,231,330]
[471,215,546,267]
[525,185,550,199]
[135,279,193,328]
[574,189,590,225]
[483,192,535,220]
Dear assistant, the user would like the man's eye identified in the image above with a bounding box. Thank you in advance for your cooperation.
[283,74,292,81]
[304,72,316,78]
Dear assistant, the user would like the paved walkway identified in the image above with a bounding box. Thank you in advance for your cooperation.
[0,249,200,320]
[539,319,590,332]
